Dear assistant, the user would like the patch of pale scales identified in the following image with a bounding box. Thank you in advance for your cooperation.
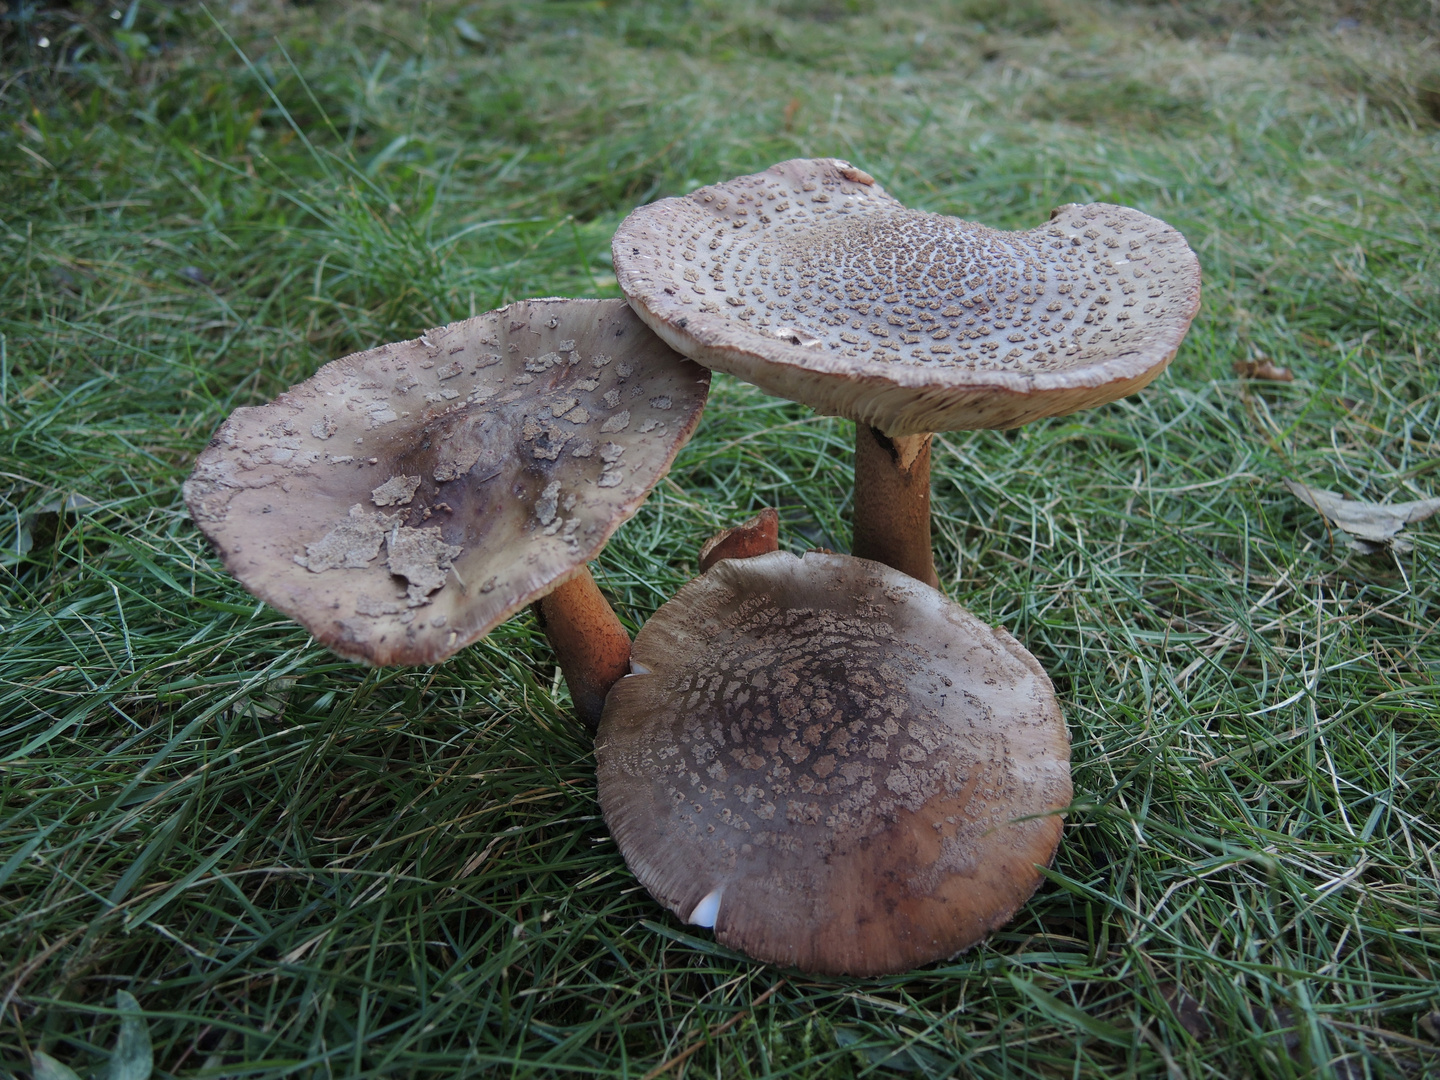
[647,602,974,855]
[183,299,709,666]
[594,551,1073,976]
[665,202,1166,375]
[615,157,1200,435]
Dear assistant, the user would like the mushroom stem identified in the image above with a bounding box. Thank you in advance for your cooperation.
[852,425,938,587]
[534,566,632,730]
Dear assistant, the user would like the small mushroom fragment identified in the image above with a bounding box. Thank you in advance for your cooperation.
[596,550,1071,976]
[613,157,1201,584]
[697,507,780,572]
[184,298,709,725]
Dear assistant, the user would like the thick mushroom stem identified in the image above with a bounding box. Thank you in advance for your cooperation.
[852,425,938,588]
[534,566,632,729]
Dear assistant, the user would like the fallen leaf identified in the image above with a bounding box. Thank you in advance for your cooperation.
[1008,974,1131,1046]
[454,16,486,45]
[833,1028,944,1073]
[31,1052,83,1080]
[1159,983,1214,1040]
[105,990,153,1080]
[1285,480,1440,553]
[1256,1006,1303,1055]
[34,992,152,1080]
[1,493,101,567]
[1234,355,1293,381]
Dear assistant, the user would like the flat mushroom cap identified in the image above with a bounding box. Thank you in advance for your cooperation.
[184,299,709,665]
[596,551,1071,976]
[614,157,1201,436]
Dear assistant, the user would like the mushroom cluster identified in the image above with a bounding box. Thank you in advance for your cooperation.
[187,158,1200,975]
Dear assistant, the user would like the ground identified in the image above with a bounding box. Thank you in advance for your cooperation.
[1,0,1438,1077]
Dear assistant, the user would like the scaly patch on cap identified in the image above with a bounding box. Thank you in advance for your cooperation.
[614,157,1200,436]
[185,298,709,667]
[596,550,1072,976]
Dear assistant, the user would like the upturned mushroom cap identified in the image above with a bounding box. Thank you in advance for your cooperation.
[596,550,1071,976]
[184,298,709,666]
[697,507,780,573]
[613,157,1200,436]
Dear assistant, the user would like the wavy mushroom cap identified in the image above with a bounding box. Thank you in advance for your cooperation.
[614,157,1200,436]
[596,551,1071,976]
[185,299,709,666]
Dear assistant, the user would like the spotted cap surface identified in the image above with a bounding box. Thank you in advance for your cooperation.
[185,299,709,666]
[613,157,1200,436]
[596,550,1071,975]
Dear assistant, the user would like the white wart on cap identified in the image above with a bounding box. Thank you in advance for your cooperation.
[614,157,1200,436]
[595,550,1071,976]
[185,299,709,666]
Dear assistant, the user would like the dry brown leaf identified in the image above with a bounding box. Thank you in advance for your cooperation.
[1285,479,1440,553]
[1233,355,1293,381]
[1159,983,1214,1041]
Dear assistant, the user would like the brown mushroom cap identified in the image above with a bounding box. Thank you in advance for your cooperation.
[596,550,1071,976]
[184,299,709,666]
[613,157,1200,436]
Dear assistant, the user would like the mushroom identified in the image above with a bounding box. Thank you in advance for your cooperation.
[595,549,1071,976]
[184,298,709,726]
[612,157,1201,585]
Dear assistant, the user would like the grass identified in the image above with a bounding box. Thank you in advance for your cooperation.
[2,0,1438,1076]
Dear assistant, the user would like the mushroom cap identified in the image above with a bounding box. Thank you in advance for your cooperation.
[596,550,1071,976]
[613,157,1200,436]
[184,298,709,666]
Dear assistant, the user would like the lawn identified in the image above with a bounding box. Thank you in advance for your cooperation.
[2,0,1439,1076]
